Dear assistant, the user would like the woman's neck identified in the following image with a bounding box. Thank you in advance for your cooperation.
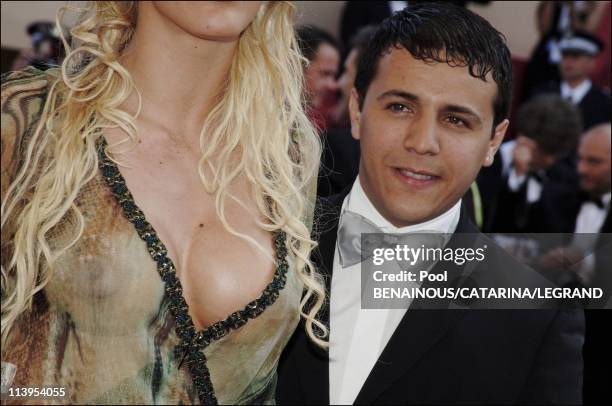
[119,2,237,142]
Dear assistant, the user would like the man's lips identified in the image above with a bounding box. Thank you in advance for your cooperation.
[393,166,441,186]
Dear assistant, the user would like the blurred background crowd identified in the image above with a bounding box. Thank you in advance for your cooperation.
[1,1,610,402]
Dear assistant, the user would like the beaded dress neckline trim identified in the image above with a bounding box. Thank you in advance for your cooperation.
[96,137,290,404]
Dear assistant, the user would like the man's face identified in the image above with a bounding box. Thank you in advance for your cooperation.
[577,134,611,195]
[305,43,340,108]
[514,135,557,172]
[559,52,594,83]
[38,39,53,57]
[349,49,508,227]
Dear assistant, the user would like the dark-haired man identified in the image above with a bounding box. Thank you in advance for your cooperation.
[278,3,583,405]
[318,25,377,198]
[486,94,583,232]
[296,25,340,131]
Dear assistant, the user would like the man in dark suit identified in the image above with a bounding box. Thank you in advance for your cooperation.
[534,124,611,237]
[296,25,341,132]
[536,123,611,294]
[317,25,372,198]
[278,3,584,404]
[535,30,610,131]
[484,94,583,233]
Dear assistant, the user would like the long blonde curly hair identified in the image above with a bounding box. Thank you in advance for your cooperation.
[1,1,327,350]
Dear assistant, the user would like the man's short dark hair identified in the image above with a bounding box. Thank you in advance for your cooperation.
[516,94,582,157]
[296,25,340,62]
[354,2,513,128]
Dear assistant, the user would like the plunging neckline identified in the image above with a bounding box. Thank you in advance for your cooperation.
[96,136,290,405]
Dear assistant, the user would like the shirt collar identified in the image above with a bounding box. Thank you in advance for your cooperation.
[560,80,592,104]
[582,192,612,210]
[342,175,461,234]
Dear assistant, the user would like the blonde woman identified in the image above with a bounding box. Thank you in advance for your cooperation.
[1,1,325,404]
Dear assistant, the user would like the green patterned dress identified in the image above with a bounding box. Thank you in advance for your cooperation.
[1,67,310,405]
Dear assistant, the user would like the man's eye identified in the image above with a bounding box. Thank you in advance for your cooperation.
[446,116,469,128]
[386,103,409,113]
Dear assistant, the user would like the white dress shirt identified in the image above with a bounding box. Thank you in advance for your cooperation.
[499,140,543,203]
[389,1,408,14]
[329,177,461,405]
[571,192,610,284]
[575,192,611,234]
[560,80,592,105]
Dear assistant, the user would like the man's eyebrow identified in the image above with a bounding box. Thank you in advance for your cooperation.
[584,156,604,163]
[376,90,420,102]
[443,104,483,125]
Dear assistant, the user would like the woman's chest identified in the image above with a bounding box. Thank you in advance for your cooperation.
[109,157,280,330]
[46,169,284,335]
[44,178,166,334]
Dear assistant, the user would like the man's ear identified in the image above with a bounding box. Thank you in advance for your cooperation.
[348,88,362,141]
[483,119,509,167]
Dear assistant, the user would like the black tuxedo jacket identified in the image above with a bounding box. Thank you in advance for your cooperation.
[277,189,585,405]
[481,150,580,233]
[533,82,611,131]
[576,86,611,131]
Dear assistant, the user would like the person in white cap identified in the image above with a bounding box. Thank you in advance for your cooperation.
[536,30,610,131]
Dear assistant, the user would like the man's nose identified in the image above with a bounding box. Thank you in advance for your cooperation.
[326,77,339,91]
[403,112,441,155]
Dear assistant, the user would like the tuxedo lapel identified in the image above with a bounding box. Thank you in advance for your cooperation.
[354,207,478,404]
[354,308,466,404]
[577,86,597,112]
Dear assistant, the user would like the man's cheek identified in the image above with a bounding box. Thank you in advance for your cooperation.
[447,150,480,181]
